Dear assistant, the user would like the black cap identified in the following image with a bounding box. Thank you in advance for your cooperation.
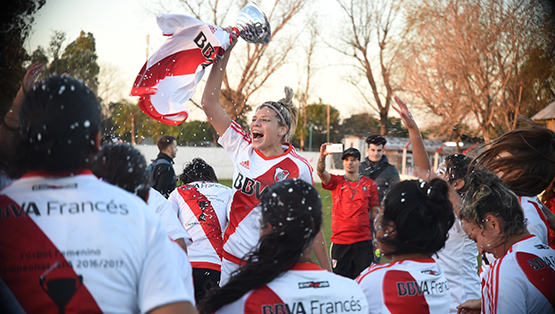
[342,148,361,160]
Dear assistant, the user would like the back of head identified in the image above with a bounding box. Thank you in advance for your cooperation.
[16,75,100,173]
[443,154,471,193]
[459,169,526,240]
[90,143,150,201]
[473,128,555,196]
[157,135,176,152]
[257,86,298,142]
[366,134,387,147]
[381,179,455,255]
[199,179,322,313]
[178,158,218,184]
[259,178,322,250]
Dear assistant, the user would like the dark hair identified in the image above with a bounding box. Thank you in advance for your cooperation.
[472,128,555,196]
[366,134,387,147]
[178,158,218,184]
[459,169,526,240]
[157,135,176,151]
[90,143,151,201]
[101,133,121,145]
[257,86,298,141]
[380,179,455,256]
[199,179,322,313]
[443,154,471,193]
[15,75,100,173]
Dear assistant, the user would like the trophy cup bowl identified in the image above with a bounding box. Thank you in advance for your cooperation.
[235,2,271,44]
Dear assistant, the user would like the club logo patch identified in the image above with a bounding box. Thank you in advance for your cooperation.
[274,167,290,182]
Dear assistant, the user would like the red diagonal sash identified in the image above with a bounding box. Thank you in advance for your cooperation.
[178,186,223,259]
[0,195,102,313]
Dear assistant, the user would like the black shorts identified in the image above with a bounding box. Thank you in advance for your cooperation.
[331,240,374,279]
[192,268,221,304]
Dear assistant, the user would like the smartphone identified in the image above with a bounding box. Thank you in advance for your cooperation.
[326,143,343,153]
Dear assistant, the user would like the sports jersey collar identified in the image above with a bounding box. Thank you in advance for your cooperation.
[291,263,324,271]
[507,234,535,254]
[254,142,293,160]
[22,169,94,178]
[396,257,436,264]
[343,174,363,182]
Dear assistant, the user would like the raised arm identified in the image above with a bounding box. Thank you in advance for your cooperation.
[317,143,332,185]
[392,96,430,172]
[200,29,237,137]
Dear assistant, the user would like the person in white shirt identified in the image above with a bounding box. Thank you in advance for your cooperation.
[457,170,555,314]
[91,142,191,252]
[356,178,455,314]
[168,158,233,303]
[199,179,368,314]
[200,28,331,284]
[0,75,196,314]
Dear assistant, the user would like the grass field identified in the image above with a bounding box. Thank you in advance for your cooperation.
[219,179,334,251]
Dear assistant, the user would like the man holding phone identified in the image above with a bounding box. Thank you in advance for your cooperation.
[317,144,380,279]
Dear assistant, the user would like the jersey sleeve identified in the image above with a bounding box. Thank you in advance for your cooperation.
[138,210,195,312]
[485,259,528,314]
[148,188,192,245]
[217,120,252,164]
[322,174,339,190]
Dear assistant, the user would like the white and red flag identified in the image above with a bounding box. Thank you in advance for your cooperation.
[131,14,233,125]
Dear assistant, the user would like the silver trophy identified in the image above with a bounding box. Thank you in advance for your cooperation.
[234,2,271,44]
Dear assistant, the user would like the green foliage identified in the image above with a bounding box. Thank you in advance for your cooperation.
[0,0,45,116]
[58,31,100,93]
[174,120,218,146]
[292,100,341,151]
[342,113,380,136]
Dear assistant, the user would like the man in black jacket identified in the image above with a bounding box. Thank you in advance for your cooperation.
[359,134,400,202]
[151,135,178,198]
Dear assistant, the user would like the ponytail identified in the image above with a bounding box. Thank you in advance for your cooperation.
[199,179,322,313]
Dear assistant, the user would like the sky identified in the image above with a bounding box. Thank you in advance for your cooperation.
[26,0,371,122]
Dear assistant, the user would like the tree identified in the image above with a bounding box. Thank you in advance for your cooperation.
[401,0,555,141]
[333,0,403,136]
[169,0,314,121]
[58,31,100,93]
[0,0,45,117]
[341,113,408,138]
[47,30,66,75]
[174,120,218,146]
[292,100,341,151]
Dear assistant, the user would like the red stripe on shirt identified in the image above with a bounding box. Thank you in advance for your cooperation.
[0,195,102,313]
[244,285,285,314]
[383,270,430,314]
[178,185,223,260]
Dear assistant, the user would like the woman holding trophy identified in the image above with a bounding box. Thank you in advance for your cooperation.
[201,27,331,285]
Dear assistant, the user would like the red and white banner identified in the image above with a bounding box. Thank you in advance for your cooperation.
[131,14,233,125]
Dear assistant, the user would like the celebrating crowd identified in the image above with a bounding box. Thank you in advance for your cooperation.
[0,28,554,314]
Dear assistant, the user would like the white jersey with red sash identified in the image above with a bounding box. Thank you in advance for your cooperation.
[435,217,480,314]
[481,196,550,276]
[215,263,368,314]
[481,235,555,314]
[218,121,313,268]
[0,171,194,313]
[168,181,232,271]
[356,258,450,314]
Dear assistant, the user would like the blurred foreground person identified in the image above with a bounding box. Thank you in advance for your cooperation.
[457,170,555,314]
[199,179,368,314]
[0,75,196,314]
[91,142,192,253]
[356,179,455,314]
